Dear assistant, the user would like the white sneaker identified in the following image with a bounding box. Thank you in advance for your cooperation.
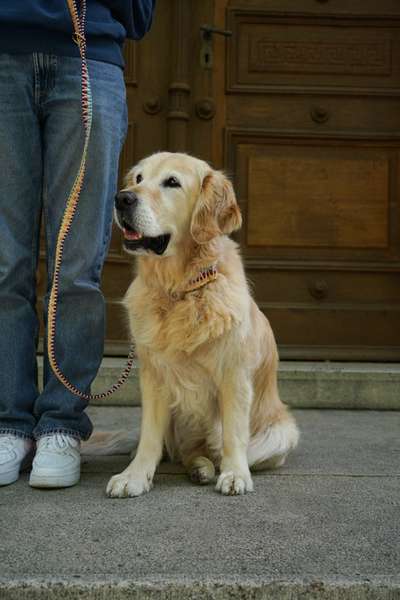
[0,434,34,486]
[29,433,81,489]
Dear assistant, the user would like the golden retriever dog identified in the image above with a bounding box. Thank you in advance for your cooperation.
[103,152,299,497]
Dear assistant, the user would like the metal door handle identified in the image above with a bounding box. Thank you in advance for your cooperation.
[200,24,232,69]
[200,25,232,40]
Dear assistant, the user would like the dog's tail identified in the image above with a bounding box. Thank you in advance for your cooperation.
[247,417,299,471]
[81,430,136,456]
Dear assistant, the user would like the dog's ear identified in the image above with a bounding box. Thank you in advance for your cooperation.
[190,171,242,244]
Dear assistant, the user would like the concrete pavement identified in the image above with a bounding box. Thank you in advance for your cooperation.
[0,408,399,599]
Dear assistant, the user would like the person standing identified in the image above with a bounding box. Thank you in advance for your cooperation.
[0,0,156,488]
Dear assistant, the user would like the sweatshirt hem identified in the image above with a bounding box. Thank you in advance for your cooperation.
[0,25,124,68]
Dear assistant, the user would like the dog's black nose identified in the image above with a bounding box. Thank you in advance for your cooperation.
[115,191,138,210]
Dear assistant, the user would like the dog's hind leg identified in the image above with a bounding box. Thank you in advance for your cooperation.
[170,391,218,486]
[174,421,216,485]
[182,444,216,485]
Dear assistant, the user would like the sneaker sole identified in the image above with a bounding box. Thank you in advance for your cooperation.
[0,467,19,486]
[29,471,80,489]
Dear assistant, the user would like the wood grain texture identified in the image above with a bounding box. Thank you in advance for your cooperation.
[227,10,400,95]
[247,154,389,248]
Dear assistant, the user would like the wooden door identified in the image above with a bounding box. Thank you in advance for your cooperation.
[39,0,400,361]
[222,0,400,360]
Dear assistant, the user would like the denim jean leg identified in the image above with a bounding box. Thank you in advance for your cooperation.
[33,56,128,441]
[0,54,43,440]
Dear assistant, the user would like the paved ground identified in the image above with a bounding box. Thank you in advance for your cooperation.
[1,408,399,599]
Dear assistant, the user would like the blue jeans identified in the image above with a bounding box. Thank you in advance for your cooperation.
[0,53,127,441]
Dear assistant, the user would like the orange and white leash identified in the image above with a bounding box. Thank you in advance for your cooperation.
[46,0,135,401]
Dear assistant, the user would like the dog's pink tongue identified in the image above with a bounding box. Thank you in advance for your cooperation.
[123,228,143,241]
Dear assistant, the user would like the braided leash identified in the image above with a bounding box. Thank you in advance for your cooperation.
[46,0,136,401]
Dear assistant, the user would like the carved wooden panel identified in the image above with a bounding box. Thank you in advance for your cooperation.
[247,154,389,249]
[227,11,400,94]
[249,39,390,76]
[245,265,400,360]
[261,305,400,356]
[226,0,400,17]
[228,130,400,266]
[247,269,400,306]
[226,95,400,136]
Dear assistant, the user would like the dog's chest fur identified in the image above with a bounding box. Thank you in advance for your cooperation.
[124,277,238,362]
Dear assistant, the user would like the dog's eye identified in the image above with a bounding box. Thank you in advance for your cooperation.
[162,176,181,188]
[136,174,143,184]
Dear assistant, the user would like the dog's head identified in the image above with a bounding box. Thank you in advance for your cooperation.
[114,152,242,257]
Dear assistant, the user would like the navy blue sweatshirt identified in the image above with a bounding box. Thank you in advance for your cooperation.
[0,1,156,67]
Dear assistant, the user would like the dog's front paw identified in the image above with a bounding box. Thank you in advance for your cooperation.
[106,470,153,498]
[216,470,254,496]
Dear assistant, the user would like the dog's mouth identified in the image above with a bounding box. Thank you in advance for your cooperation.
[122,220,171,255]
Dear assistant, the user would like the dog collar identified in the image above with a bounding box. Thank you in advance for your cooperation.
[185,264,218,292]
[168,264,218,299]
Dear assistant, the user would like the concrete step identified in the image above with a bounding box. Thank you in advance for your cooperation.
[1,407,399,599]
[37,357,400,410]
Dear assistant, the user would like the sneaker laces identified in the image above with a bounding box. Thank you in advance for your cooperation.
[39,433,79,452]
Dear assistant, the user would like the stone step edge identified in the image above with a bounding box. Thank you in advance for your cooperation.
[1,577,399,600]
[36,357,400,410]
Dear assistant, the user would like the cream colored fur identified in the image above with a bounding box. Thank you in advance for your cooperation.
[91,152,299,497]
